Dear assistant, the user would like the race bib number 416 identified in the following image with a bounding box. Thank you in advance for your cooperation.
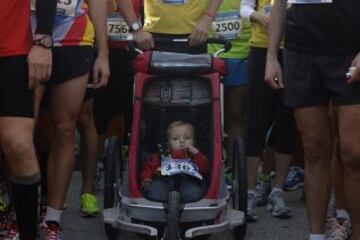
[288,0,332,4]
[161,158,203,180]
[31,0,78,16]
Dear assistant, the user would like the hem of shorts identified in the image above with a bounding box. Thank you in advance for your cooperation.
[0,113,34,118]
[332,100,360,106]
[46,70,90,85]
[286,101,329,109]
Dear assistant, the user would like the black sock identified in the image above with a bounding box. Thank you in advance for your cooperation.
[10,175,40,240]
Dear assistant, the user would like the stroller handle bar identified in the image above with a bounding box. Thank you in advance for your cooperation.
[130,37,232,57]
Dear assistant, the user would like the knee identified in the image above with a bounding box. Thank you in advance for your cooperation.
[77,115,94,134]
[53,122,76,141]
[341,141,360,170]
[302,137,332,168]
[1,135,33,159]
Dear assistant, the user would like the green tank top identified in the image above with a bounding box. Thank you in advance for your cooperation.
[208,0,251,59]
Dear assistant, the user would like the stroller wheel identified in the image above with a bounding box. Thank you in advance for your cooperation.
[164,191,181,240]
[231,137,247,240]
[103,136,123,239]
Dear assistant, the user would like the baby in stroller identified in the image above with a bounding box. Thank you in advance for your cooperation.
[140,121,209,202]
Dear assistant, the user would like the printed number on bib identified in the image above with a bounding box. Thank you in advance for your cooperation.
[212,12,241,40]
[287,0,332,4]
[31,0,78,16]
[161,0,188,5]
[161,158,202,180]
[107,13,132,41]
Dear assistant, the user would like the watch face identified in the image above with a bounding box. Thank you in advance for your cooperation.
[42,37,53,48]
[131,22,140,31]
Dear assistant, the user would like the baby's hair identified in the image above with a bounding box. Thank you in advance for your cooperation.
[166,121,195,140]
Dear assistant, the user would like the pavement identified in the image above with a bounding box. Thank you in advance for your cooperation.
[63,171,309,240]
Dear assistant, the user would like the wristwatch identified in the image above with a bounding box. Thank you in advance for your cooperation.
[33,36,53,49]
[130,21,141,33]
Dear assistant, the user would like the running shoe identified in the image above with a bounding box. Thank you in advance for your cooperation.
[283,166,304,191]
[80,193,100,217]
[247,192,258,223]
[326,217,352,240]
[267,190,291,218]
[327,192,336,218]
[254,179,271,206]
[39,221,63,240]
[0,223,19,240]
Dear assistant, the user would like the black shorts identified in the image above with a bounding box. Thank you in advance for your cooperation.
[94,48,135,135]
[0,55,34,117]
[47,46,93,85]
[284,50,360,107]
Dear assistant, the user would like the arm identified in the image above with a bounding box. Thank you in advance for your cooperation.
[188,0,223,46]
[240,0,269,30]
[27,0,57,89]
[116,0,154,50]
[88,0,110,88]
[191,152,209,176]
[264,0,287,89]
[140,154,161,183]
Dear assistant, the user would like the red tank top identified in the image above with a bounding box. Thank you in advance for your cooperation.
[0,0,32,57]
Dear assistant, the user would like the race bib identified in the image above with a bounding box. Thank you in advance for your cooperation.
[161,157,202,180]
[31,0,78,17]
[107,13,132,41]
[288,0,332,4]
[212,11,241,40]
[161,0,188,5]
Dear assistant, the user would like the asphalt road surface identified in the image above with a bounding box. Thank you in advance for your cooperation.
[63,171,308,240]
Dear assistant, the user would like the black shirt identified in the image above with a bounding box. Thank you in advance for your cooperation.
[285,0,360,55]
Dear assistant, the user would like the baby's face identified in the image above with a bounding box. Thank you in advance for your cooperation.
[168,125,194,150]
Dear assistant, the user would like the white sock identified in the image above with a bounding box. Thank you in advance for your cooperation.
[43,206,62,224]
[309,234,325,240]
[336,209,350,220]
[271,187,283,195]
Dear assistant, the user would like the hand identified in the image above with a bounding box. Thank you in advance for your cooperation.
[141,178,152,188]
[133,30,154,51]
[347,53,360,83]
[186,146,199,154]
[264,56,284,89]
[92,53,110,89]
[27,45,52,89]
[188,15,212,47]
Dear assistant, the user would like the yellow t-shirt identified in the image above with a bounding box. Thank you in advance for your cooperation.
[144,0,210,34]
[249,0,270,48]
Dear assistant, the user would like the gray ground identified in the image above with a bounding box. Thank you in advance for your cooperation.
[63,171,309,240]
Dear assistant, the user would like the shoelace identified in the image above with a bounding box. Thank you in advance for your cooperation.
[44,223,61,240]
[271,191,287,210]
[329,224,348,240]
[247,193,257,210]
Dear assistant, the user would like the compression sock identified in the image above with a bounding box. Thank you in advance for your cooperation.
[10,173,41,240]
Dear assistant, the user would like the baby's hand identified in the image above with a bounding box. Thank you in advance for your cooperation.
[141,178,153,188]
[186,146,199,154]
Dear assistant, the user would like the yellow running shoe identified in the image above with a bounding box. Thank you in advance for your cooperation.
[80,193,100,217]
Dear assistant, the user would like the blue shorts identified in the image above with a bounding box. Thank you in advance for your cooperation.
[223,58,248,87]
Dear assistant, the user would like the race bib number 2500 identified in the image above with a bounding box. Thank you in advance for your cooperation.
[31,0,78,16]
[212,11,241,40]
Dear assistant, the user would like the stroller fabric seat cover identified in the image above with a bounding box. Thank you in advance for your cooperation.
[134,51,226,75]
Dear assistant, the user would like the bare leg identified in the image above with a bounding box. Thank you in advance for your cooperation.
[338,104,360,240]
[77,98,98,194]
[294,106,332,234]
[47,75,87,210]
